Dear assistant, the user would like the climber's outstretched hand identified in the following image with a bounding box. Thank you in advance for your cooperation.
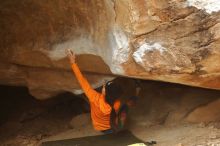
[67,49,76,64]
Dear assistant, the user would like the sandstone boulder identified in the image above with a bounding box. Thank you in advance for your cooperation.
[186,99,220,122]
[0,0,220,99]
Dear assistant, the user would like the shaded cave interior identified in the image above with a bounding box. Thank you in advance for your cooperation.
[1,77,220,142]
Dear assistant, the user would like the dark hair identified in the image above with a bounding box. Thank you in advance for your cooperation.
[105,81,123,106]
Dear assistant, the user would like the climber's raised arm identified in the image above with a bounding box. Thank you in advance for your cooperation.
[67,49,100,102]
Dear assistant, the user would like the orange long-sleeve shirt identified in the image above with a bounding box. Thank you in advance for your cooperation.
[71,63,120,131]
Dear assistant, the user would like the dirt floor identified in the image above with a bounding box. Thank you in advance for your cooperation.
[41,122,220,146]
[1,80,220,146]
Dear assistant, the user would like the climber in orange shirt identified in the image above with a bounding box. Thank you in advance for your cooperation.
[67,49,141,134]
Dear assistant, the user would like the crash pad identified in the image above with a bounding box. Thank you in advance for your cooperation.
[42,130,145,146]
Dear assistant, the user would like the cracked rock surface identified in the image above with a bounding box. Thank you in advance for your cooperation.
[0,0,220,99]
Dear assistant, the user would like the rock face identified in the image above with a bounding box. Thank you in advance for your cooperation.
[0,0,220,99]
[186,99,220,122]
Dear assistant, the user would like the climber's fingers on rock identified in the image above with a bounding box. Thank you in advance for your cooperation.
[66,49,76,64]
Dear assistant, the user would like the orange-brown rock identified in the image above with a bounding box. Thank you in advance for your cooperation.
[0,0,220,99]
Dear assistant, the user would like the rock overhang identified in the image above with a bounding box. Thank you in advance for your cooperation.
[0,0,220,99]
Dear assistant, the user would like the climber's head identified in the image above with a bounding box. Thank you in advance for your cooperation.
[105,81,123,105]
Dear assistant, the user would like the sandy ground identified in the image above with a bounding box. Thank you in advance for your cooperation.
[41,115,220,146]
[132,123,220,146]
